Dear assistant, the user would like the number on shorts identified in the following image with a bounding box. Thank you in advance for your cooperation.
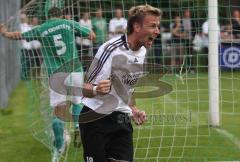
[86,156,93,162]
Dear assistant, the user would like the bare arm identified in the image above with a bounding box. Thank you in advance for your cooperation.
[130,105,147,126]
[82,80,111,97]
[129,95,147,125]
[0,24,22,40]
[88,30,96,41]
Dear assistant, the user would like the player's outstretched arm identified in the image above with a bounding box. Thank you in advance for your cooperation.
[82,80,111,97]
[0,24,22,40]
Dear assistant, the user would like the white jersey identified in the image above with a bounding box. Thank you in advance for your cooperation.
[76,19,92,46]
[20,23,32,50]
[109,17,127,39]
[82,35,146,114]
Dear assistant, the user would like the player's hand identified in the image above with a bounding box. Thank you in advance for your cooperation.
[0,24,7,34]
[131,106,147,125]
[88,31,96,40]
[96,79,111,95]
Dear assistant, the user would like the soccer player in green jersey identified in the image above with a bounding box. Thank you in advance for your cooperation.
[0,7,97,162]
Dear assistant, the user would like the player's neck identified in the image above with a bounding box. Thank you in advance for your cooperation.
[127,34,142,51]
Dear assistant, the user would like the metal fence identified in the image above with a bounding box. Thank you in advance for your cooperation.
[0,0,21,108]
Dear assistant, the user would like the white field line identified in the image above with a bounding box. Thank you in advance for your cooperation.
[214,128,240,150]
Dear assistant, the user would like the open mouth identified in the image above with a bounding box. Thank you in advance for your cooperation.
[145,37,154,47]
[148,37,154,41]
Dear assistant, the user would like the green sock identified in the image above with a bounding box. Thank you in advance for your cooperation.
[72,103,83,129]
[52,118,64,150]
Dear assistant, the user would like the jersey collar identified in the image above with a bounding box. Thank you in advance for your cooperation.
[121,34,129,50]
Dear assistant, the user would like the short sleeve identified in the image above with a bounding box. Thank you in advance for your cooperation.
[86,44,112,84]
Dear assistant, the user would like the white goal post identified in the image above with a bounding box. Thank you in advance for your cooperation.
[208,0,220,127]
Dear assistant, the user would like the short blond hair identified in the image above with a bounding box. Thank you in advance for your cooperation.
[127,4,162,34]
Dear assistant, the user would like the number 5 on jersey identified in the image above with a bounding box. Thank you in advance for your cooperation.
[53,34,66,55]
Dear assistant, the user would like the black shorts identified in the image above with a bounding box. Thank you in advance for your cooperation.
[79,106,133,162]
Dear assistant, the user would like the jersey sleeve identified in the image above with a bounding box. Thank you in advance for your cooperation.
[22,26,40,41]
[86,44,112,84]
[72,21,90,37]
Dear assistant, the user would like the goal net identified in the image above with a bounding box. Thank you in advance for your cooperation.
[4,0,240,161]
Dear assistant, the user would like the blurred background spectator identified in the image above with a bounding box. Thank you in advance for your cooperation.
[170,15,187,73]
[20,13,33,80]
[201,19,220,70]
[182,9,194,71]
[231,9,240,39]
[201,20,209,56]
[182,9,193,42]
[76,12,92,58]
[30,16,42,77]
[154,25,164,68]
[108,7,127,39]
[221,23,234,41]
[92,8,107,55]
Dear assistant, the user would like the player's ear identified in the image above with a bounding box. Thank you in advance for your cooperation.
[133,22,141,33]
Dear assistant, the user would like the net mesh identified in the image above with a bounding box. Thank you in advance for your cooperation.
[3,0,240,161]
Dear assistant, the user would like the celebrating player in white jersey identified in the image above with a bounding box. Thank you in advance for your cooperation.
[79,4,162,162]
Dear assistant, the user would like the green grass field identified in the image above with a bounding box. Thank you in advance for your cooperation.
[0,82,51,162]
[134,72,240,161]
[0,72,240,162]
